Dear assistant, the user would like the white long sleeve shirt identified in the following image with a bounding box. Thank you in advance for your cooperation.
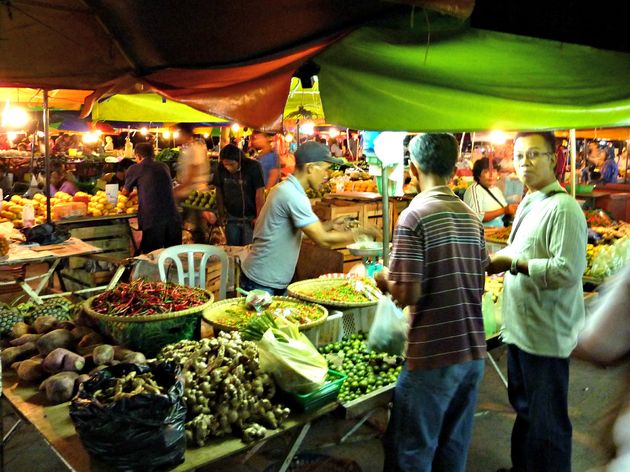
[498,181,587,357]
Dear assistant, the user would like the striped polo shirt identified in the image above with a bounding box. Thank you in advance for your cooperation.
[389,186,488,370]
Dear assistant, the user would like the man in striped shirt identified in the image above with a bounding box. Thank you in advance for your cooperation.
[376,133,488,472]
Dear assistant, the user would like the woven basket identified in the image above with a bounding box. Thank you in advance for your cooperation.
[288,277,380,308]
[83,292,214,356]
[203,296,328,332]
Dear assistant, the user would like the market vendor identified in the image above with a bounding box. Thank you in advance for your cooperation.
[122,143,181,254]
[240,141,380,295]
[108,158,135,187]
[48,163,78,196]
[600,147,619,184]
[463,158,518,227]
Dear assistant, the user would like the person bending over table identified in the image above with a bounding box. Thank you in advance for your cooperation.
[122,143,182,254]
[240,141,380,295]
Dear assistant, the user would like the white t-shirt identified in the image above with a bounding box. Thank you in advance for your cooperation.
[463,182,507,227]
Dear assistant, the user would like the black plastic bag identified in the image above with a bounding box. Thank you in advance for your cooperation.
[21,222,69,245]
[69,362,186,471]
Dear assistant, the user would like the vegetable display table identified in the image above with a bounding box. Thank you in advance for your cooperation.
[0,373,338,472]
[0,237,102,302]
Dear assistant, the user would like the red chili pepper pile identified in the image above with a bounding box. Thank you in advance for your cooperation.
[91,280,210,317]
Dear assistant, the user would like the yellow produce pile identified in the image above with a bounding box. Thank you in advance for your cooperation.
[0,234,9,256]
[0,192,138,227]
[85,191,138,217]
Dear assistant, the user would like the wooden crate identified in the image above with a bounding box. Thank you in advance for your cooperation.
[62,220,132,287]
[66,222,131,270]
[60,268,114,292]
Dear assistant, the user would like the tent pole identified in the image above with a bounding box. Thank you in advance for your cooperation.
[296,119,300,146]
[381,163,390,267]
[569,129,577,198]
[44,90,51,224]
[458,132,466,159]
[470,132,476,162]
[30,121,38,177]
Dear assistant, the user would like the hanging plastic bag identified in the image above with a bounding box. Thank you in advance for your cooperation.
[482,291,497,337]
[367,295,408,356]
[69,361,186,471]
[257,321,328,395]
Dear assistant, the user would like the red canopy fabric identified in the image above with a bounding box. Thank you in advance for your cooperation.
[81,39,340,129]
[1,1,472,129]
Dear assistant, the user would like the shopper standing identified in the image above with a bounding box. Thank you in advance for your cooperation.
[487,131,587,472]
[122,143,181,254]
[213,144,265,246]
[375,133,487,472]
[250,131,280,190]
[174,123,211,243]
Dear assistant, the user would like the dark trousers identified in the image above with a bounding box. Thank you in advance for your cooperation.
[239,272,286,296]
[383,360,485,472]
[507,344,572,472]
[226,218,253,246]
[139,222,182,254]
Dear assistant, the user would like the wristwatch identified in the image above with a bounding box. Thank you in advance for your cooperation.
[510,257,519,275]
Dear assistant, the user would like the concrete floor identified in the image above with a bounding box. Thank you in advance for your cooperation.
[2,344,622,472]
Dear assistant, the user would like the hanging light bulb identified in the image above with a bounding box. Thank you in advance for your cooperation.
[301,121,315,136]
[2,101,30,129]
[328,128,339,138]
[231,123,241,133]
[489,130,507,145]
[203,133,210,138]
[82,132,99,144]
[162,130,171,139]
[285,133,294,143]
[140,127,148,136]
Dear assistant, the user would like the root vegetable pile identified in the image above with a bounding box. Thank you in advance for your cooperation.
[158,332,290,446]
[91,371,164,404]
[91,280,210,317]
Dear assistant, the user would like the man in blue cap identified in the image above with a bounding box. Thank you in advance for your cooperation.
[240,140,380,294]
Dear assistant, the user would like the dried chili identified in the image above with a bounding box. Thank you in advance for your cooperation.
[92,280,210,317]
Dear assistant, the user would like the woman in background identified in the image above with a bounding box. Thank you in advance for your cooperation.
[463,158,517,227]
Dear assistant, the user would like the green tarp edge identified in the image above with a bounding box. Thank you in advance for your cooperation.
[317,14,630,132]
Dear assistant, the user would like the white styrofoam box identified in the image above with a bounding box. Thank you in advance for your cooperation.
[303,305,377,347]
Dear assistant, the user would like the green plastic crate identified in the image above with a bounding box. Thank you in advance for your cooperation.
[288,370,347,412]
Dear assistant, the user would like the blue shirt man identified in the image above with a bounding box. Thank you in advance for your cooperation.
[240,141,379,294]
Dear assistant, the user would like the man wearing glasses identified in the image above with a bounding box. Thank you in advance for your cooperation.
[487,132,587,472]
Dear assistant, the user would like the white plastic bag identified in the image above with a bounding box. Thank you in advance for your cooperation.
[367,295,408,356]
[257,322,328,394]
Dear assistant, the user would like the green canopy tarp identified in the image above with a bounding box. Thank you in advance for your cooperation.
[317,14,630,132]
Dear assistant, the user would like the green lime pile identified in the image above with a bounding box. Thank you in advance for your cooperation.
[318,332,403,402]
[183,189,216,209]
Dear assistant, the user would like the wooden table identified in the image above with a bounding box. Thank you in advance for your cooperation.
[0,237,102,301]
[1,373,338,472]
